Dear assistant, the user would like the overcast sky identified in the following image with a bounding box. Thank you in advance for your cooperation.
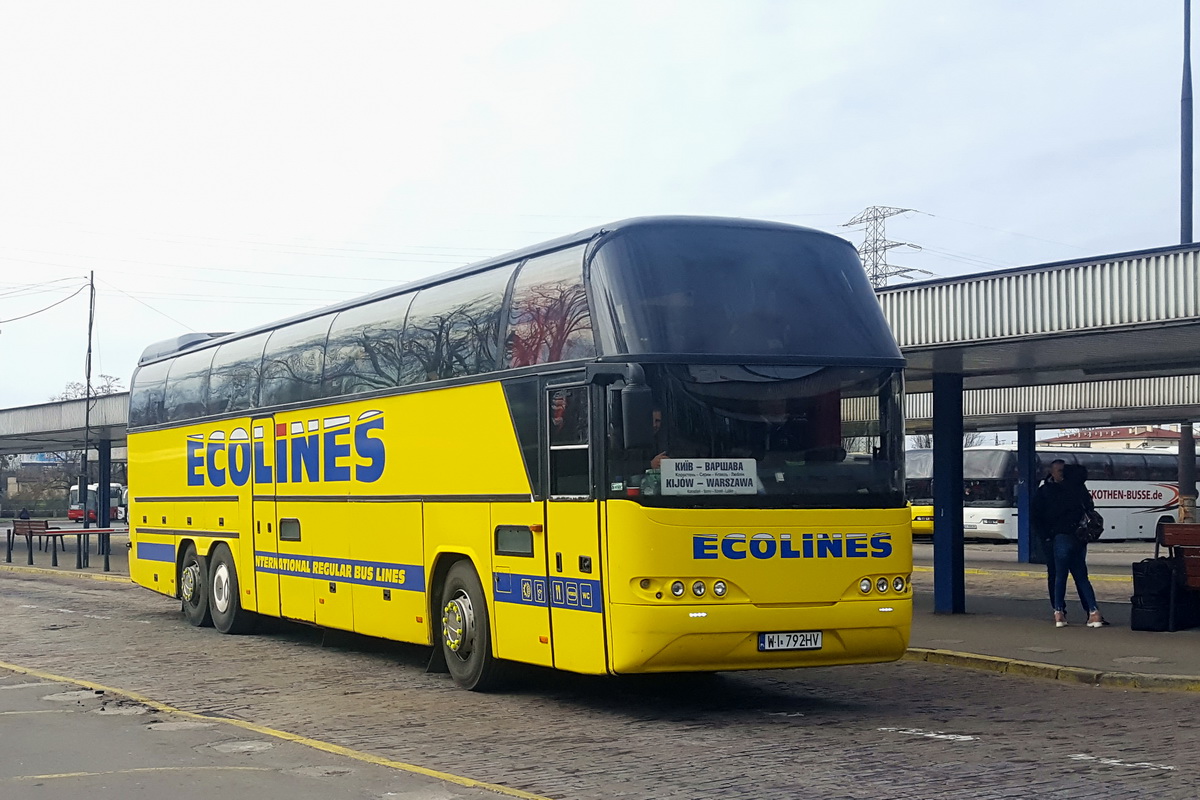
[0,1,1190,407]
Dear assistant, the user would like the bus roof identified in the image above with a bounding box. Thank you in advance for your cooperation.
[137,216,853,366]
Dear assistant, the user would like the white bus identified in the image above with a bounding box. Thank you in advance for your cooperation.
[906,446,1197,541]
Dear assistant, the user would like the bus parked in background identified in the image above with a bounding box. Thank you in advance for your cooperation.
[907,446,1196,541]
[126,217,911,691]
[68,483,124,523]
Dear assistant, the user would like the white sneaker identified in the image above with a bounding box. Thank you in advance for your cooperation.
[1054,611,1068,628]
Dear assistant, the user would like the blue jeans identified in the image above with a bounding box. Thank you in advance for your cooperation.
[1050,533,1098,615]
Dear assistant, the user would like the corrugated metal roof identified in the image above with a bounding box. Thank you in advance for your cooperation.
[878,245,1200,348]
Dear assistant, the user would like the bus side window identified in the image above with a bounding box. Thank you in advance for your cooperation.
[164,347,215,423]
[506,246,595,368]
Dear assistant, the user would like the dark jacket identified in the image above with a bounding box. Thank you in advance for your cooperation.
[1032,464,1095,541]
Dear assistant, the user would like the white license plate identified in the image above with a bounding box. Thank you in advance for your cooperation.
[758,631,822,652]
[963,524,978,530]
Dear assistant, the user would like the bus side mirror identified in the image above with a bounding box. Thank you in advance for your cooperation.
[622,383,655,449]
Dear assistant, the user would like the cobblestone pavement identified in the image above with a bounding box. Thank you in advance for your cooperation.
[1,570,1196,799]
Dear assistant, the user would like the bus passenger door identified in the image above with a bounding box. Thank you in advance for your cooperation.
[543,385,607,674]
[251,418,280,618]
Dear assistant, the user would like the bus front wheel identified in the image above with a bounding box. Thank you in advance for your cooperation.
[439,560,505,691]
[180,544,212,628]
[209,544,257,635]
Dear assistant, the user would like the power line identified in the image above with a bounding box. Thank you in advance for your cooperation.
[95,277,196,331]
[0,283,88,324]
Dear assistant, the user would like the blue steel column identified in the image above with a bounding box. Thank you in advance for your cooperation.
[98,440,112,528]
[1016,422,1037,564]
[932,372,965,614]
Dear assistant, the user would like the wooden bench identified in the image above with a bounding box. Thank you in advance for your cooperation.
[6,519,70,566]
[1158,522,1200,631]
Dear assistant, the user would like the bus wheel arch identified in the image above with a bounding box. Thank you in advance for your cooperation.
[434,556,506,691]
[208,543,258,635]
[178,541,212,628]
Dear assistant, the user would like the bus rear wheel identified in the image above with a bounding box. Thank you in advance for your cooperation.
[440,560,505,691]
[209,544,257,635]
[180,543,212,628]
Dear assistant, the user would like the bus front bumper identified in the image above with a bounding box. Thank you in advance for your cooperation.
[607,598,912,674]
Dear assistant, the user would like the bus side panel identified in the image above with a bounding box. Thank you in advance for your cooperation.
[489,501,553,667]
[546,500,607,675]
[128,428,179,597]
[349,501,427,644]
[424,503,492,634]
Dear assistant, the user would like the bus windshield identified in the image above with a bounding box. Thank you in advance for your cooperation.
[609,364,904,508]
[588,223,901,362]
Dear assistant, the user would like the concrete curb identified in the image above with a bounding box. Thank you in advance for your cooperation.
[0,563,131,584]
[906,647,1200,691]
[911,565,1131,583]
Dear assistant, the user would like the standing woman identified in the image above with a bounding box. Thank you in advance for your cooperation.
[1051,464,1105,628]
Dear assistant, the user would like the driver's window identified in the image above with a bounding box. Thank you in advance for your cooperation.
[548,387,590,498]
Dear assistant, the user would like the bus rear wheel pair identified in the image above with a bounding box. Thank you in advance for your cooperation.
[179,543,257,635]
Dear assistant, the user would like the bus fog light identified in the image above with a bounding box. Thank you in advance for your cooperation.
[876,577,889,593]
[639,579,651,590]
[859,578,872,594]
[692,581,706,597]
[893,576,905,592]
[713,580,727,597]
[671,581,685,597]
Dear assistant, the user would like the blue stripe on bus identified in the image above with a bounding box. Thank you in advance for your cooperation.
[137,542,176,563]
[252,551,425,592]
[493,572,603,613]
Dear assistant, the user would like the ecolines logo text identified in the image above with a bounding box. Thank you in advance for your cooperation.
[186,411,385,487]
[693,532,893,560]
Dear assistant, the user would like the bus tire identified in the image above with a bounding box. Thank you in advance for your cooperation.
[440,560,505,691]
[209,544,257,635]
[180,543,212,628]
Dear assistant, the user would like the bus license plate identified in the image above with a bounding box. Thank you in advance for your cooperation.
[758,631,822,652]
[963,523,978,530]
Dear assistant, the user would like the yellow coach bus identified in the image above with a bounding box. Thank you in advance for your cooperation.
[127,216,911,690]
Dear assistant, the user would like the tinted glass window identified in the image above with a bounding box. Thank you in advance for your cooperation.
[905,449,932,479]
[1110,452,1148,480]
[323,293,415,397]
[260,316,333,407]
[1075,452,1114,479]
[1145,454,1178,481]
[209,333,269,415]
[163,348,215,422]
[401,266,515,384]
[588,224,901,360]
[549,386,590,497]
[506,246,595,367]
[129,360,170,428]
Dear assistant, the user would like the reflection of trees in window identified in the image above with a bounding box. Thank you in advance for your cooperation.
[506,246,594,368]
[129,360,170,427]
[260,319,331,407]
[164,348,215,422]
[323,294,413,397]
[401,267,514,383]
[209,333,268,414]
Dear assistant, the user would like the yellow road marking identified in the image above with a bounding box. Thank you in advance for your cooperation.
[0,564,131,584]
[0,659,555,800]
[11,766,269,781]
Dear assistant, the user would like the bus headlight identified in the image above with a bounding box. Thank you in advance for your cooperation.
[712,580,727,597]
[692,581,706,597]
[671,581,685,597]
[893,576,906,593]
[876,577,889,593]
[859,578,872,594]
